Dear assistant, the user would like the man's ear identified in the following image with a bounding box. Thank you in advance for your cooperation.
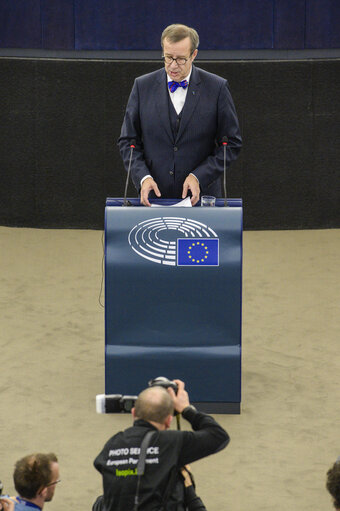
[165,414,173,429]
[131,407,136,418]
[38,486,48,500]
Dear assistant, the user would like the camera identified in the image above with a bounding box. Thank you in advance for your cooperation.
[96,376,178,414]
[148,376,178,394]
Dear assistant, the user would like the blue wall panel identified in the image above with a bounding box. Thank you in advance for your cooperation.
[179,0,274,50]
[0,0,339,51]
[74,0,274,50]
[41,0,75,49]
[274,0,306,49]
[306,0,340,48]
[74,0,164,50]
[0,0,41,48]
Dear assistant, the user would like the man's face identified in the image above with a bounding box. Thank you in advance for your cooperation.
[45,462,60,502]
[163,36,197,82]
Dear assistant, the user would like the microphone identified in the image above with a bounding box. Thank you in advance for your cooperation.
[123,139,136,207]
[222,136,228,206]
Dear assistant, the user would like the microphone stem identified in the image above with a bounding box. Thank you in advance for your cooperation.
[223,144,228,206]
[124,145,134,206]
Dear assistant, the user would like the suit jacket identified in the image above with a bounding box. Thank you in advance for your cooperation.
[118,65,242,198]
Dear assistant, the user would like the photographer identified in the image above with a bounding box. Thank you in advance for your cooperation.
[94,379,229,510]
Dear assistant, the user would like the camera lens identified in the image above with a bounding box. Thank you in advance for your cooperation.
[148,376,178,394]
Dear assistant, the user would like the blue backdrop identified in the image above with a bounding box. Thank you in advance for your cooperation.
[1,0,339,50]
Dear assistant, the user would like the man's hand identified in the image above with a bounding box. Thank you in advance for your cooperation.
[140,177,161,207]
[181,465,194,488]
[0,498,16,511]
[167,379,190,414]
[182,175,200,206]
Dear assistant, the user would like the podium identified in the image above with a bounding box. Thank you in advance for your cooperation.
[104,198,242,413]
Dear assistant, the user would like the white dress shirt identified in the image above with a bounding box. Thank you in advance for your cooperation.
[167,69,192,115]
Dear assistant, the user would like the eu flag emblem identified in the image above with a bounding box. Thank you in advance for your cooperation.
[177,238,219,266]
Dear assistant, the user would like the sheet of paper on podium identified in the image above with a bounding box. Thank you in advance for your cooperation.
[151,197,192,207]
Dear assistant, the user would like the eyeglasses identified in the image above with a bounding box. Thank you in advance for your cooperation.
[46,479,61,487]
[162,53,193,66]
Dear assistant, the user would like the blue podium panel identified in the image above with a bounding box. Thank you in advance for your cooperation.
[105,199,242,412]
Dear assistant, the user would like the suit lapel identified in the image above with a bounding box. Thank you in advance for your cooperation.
[154,69,174,143]
[176,65,201,143]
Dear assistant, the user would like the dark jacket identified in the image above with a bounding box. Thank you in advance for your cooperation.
[92,487,207,511]
[94,407,229,511]
[118,65,242,198]
[184,486,207,511]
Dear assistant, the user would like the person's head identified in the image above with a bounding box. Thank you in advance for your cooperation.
[327,460,340,509]
[161,24,199,82]
[13,453,59,504]
[132,386,174,429]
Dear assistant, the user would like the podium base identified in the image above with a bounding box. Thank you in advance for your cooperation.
[193,402,240,414]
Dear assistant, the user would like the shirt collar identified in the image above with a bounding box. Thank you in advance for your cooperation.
[133,418,158,430]
[16,497,42,510]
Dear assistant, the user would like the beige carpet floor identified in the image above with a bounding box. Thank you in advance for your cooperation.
[1,226,339,511]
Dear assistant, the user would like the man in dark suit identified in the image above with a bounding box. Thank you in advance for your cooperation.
[118,24,242,206]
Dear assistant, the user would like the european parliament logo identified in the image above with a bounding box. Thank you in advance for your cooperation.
[128,217,219,267]
[177,239,219,266]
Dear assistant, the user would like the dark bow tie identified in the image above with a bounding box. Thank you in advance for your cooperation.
[168,80,189,93]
